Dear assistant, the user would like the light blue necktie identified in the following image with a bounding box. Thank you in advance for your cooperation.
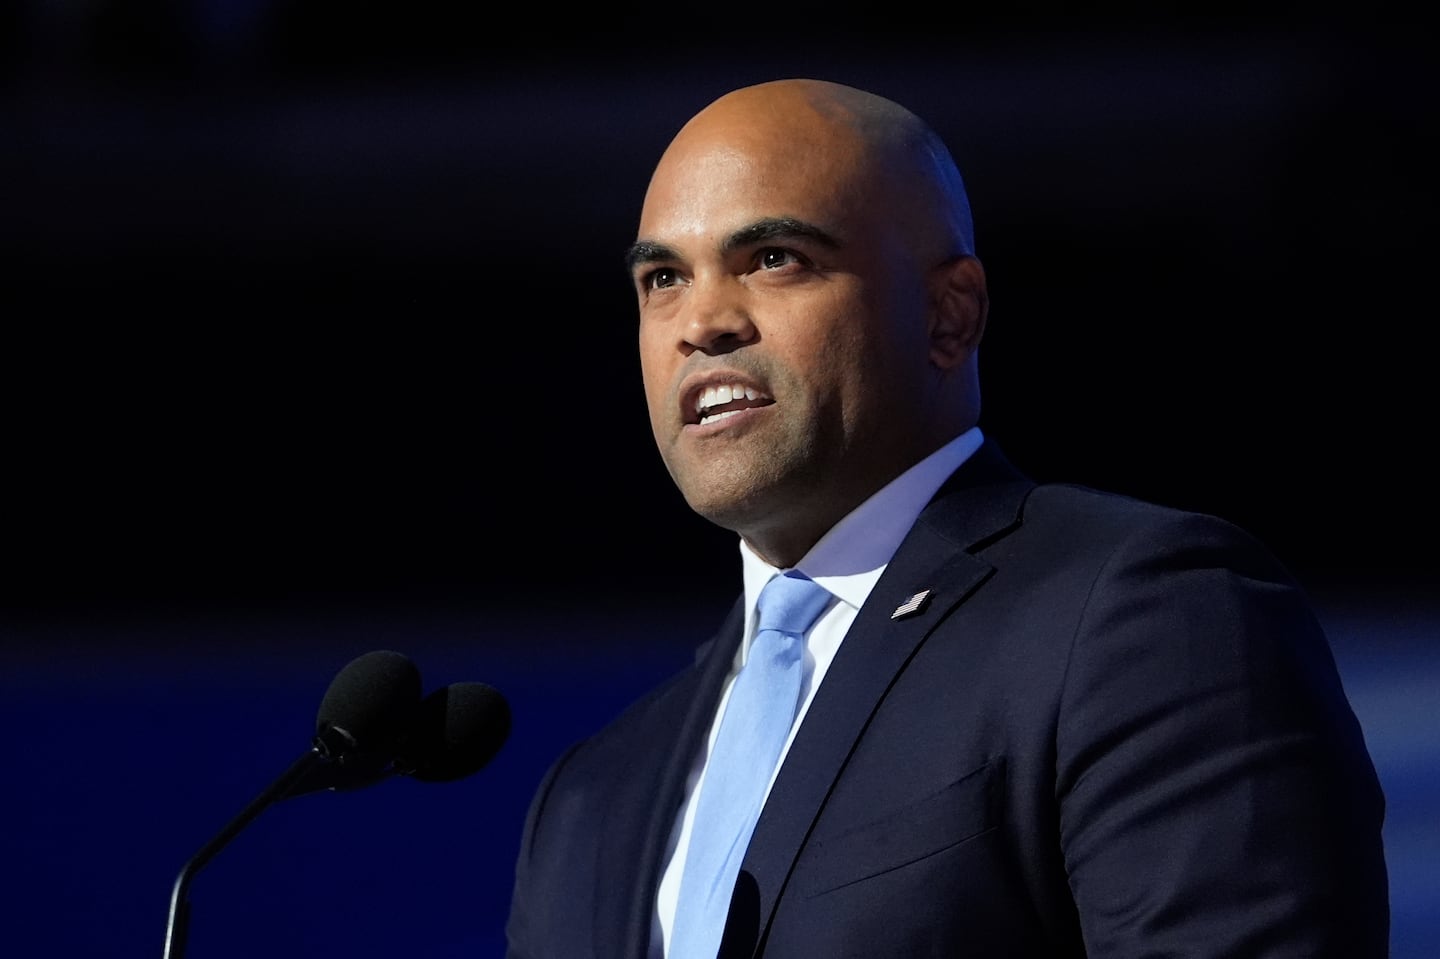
[668,570,833,959]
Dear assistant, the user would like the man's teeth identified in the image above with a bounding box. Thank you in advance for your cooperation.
[699,409,745,425]
[696,380,766,423]
[695,383,762,417]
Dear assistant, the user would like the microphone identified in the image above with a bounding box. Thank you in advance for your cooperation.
[284,678,514,796]
[316,649,424,764]
[161,649,433,959]
[286,649,426,795]
[162,650,512,958]
[399,681,512,782]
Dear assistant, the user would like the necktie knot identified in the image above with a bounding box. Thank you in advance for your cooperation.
[754,570,832,639]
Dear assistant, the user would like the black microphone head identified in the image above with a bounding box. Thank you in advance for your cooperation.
[400,681,511,783]
[314,649,423,766]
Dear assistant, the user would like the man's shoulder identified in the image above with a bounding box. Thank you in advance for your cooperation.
[1025,480,1202,524]
[1015,479,1294,582]
[961,439,1237,534]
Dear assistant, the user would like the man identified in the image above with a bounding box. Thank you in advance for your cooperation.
[504,78,1389,957]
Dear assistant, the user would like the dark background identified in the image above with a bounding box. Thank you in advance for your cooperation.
[2,4,1435,958]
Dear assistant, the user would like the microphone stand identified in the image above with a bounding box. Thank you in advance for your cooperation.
[162,735,357,959]
[163,747,320,959]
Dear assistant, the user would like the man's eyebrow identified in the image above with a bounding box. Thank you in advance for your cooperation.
[724,217,840,253]
[623,217,840,274]
[623,240,679,273]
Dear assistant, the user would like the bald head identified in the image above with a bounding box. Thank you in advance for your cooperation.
[650,78,978,261]
[631,78,989,566]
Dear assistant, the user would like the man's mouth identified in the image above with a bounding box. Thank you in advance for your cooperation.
[693,383,774,426]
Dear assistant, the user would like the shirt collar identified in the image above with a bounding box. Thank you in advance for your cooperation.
[740,426,984,618]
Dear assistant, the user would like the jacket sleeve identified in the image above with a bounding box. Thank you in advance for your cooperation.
[504,740,583,959]
[1054,511,1389,957]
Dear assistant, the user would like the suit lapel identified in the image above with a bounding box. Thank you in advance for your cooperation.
[734,440,1034,954]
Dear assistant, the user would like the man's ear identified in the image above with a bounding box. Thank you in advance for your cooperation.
[928,255,988,370]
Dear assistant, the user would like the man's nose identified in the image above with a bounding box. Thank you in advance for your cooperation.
[679,278,758,355]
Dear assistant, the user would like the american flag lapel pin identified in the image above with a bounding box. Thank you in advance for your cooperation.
[891,589,932,620]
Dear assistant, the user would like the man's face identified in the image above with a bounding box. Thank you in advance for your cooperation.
[629,108,936,564]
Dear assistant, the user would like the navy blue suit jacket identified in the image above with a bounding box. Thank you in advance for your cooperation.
[505,440,1389,957]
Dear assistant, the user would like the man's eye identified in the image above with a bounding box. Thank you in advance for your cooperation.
[645,267,681,290]
[757,248,800,270]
